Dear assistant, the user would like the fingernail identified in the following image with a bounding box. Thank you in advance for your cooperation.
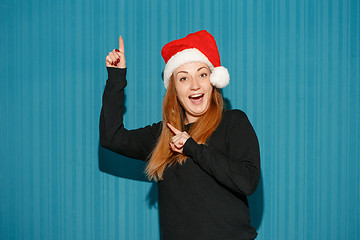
[116,58,120,63]
[115,49,120,52]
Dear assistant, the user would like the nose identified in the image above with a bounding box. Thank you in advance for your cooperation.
[190,77,201,91]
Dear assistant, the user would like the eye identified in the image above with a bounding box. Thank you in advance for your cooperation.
[179,77,187,81]
[200,73,208,77]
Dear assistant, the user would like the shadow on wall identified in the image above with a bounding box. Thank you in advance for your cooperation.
[98,145,158,209]
[249,173,264,230]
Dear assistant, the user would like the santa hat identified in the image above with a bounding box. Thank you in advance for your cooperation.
[161,30,230,89]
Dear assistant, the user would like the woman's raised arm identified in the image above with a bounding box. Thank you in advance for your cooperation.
[100,36,161,161]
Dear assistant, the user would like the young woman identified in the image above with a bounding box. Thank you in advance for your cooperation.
[100,30,260,240]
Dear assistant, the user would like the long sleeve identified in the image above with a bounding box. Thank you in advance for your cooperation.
[183,110,260,196]
[99,67,162,161]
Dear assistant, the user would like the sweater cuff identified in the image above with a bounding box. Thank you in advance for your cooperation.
[183,137,200,163]
[107,67,127,82]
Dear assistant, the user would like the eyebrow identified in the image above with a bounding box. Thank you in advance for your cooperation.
[176,67,208,75]
[197,66,207,71]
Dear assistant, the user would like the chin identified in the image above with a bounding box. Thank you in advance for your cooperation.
[188,106,208,117]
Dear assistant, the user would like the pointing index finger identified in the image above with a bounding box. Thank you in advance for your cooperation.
[119,36,125,53]
[167,122,182,135]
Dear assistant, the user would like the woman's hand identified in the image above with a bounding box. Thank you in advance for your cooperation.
[105,36,126,68]
[167,123,190,154]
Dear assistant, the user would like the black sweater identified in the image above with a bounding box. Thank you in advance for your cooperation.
[100,67,261,240]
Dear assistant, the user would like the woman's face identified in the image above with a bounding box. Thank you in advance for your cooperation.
[173,62,213,124]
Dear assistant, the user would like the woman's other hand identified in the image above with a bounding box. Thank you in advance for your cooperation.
[105,36,126,68]
[167,123,190,153]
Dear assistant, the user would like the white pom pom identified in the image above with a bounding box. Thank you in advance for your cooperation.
[210,66,230,88]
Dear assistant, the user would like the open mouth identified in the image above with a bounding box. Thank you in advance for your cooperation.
[189,93,204,100]
[188,94,204,104]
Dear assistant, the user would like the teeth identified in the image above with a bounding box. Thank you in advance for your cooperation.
[190,94,203,98]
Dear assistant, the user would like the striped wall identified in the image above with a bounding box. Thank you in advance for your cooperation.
[1,0,359,239]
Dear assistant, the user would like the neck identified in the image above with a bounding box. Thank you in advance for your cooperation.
[185,114,199,124]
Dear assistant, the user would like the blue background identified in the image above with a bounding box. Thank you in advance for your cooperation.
[1,0,359,239]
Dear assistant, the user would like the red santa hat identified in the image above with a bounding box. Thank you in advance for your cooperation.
[161,30,230,89]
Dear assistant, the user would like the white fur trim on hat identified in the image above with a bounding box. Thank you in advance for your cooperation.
[163,48,214,89]
[210,66,230,88]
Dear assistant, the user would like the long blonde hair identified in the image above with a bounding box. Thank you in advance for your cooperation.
[145,76,223,181]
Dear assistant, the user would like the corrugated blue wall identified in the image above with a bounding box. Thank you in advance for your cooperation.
[1,0,359,239]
